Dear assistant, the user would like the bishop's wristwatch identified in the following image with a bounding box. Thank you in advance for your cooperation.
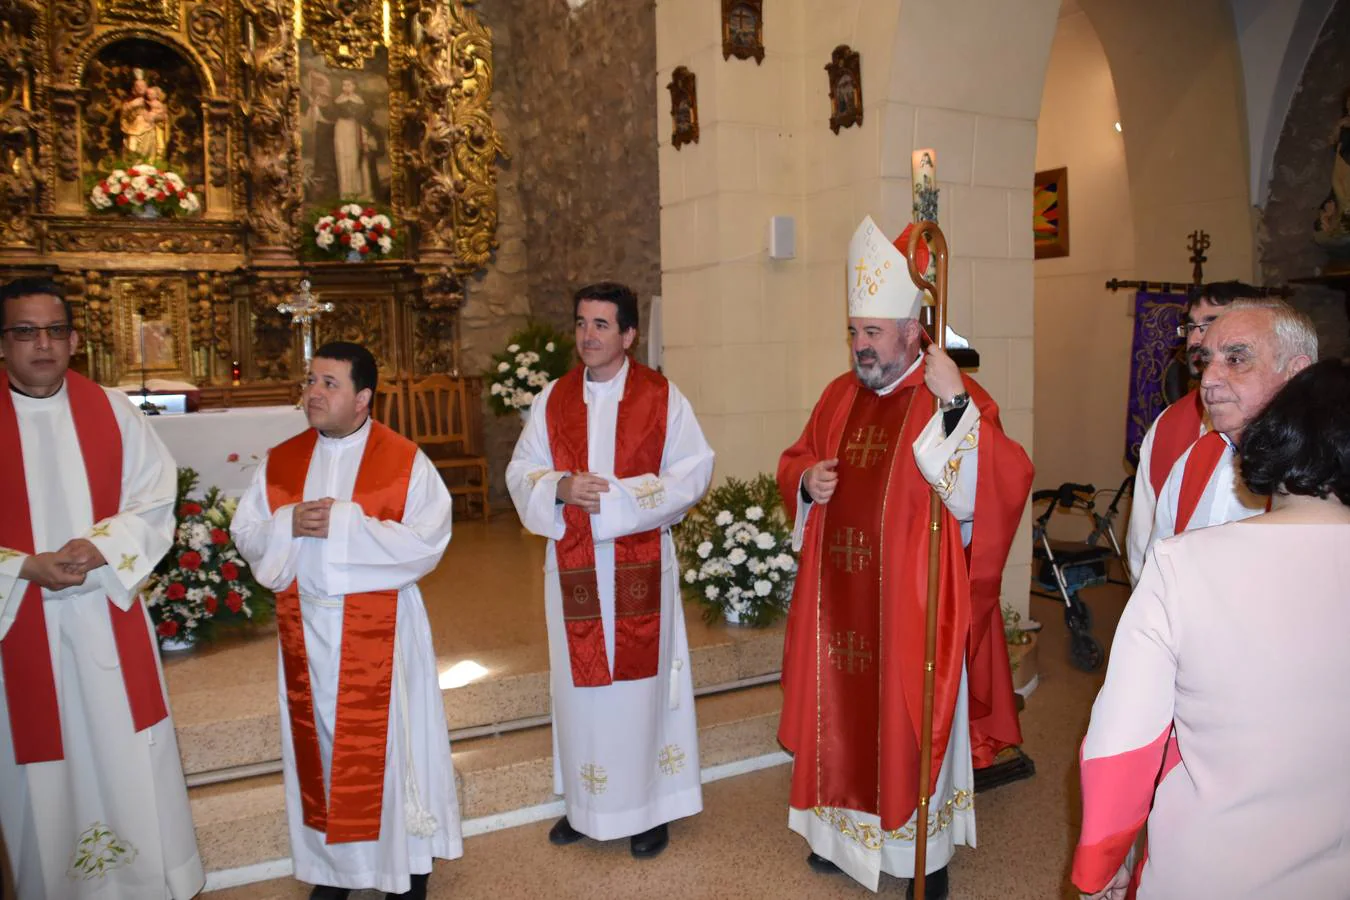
[938,391,970,413]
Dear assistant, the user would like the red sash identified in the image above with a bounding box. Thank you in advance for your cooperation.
[547,360,668,687]
[265,420,415,844]
[0,371,168,764]
[1147,389,1205,496]
[1174,431,1227,533]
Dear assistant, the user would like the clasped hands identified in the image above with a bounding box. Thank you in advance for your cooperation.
[557,472,609,515]
[19,538,107,591]
[293,497,336,539]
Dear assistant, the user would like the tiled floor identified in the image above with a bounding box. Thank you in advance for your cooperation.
[206,577,1128,899]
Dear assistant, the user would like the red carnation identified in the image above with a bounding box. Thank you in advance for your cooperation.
[363,207,375,217]
[339,233,351,245]
[135,191,146,202]
[337,210,348,219]
[227,452,240,463]
[359,244,370,255]
[211,528,229,545]
[225,590,243,613]
[165,582,187,601]
[220,561,239,581]
[387,229,395,238]
[115,195,129,206]
[204,595,218,615]
[156,191,167,201]
[179,502,203,516]
[157,620,179,637]
[99,180,109,192]
[179,551,202,571]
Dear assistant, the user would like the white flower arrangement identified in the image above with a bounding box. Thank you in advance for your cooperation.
[676,475,797,627]
[311,203,398,260]
[89,163,201,217]
[486,323,575,416]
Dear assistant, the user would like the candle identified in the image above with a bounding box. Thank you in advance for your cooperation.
[912,148,937,223]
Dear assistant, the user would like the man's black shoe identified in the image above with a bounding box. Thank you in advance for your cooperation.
[548,815,584,845]
[308,887,351,900]
[629,823,669,859]
[906,865,949,900]
[386,872,429,900]
[807,852,842,874]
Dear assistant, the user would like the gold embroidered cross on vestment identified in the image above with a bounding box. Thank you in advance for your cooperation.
[844,426,889,468]
[828,630,873,674]
[658,744,686,775]
[829,527,872,574]
[580,763,608,795]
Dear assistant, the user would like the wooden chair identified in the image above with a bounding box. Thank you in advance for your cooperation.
[373,376,409,436]
[407,374,491,521]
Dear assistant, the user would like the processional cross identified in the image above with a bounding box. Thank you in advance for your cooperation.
[276,279,335,370]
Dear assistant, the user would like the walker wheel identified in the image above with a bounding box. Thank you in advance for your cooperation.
[1070,632,1104,672]
[1064,601,1093,633]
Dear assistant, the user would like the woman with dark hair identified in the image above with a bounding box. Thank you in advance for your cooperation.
[1072,358,1350,899]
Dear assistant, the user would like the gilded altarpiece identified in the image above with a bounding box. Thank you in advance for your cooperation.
[0,0,504,393]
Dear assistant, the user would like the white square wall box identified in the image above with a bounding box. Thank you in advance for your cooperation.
[768,215,796,260]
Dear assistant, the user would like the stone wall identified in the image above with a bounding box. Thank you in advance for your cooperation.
[465,0,662,505]
[459,0,532,502]
[1260,0,1350,360]
[491,0,662,336]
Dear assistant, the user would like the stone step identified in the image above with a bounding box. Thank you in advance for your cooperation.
[190,682,784,877]
[172,616,784,776]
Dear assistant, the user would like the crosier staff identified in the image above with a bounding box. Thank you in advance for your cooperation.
[905,219,949,900]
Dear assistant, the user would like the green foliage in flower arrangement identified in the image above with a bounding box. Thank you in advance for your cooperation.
[675,474,798,627]
[139,467,275,648]
[485,321,576,416]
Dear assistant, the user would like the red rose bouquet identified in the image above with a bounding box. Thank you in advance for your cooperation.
[140,468,274,649]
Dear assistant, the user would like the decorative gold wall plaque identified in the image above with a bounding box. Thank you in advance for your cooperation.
[667,66,699,150]
[825,45,863,134]
[303,0,384,70]
[721,0,764,64]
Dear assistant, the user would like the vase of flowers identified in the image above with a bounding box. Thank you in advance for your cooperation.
[139,468,274,650]
[88,163,201,218]
[1003,604,1039,692]
[310,203,399,261]
[486,322,575,417]
[676,474,797,627]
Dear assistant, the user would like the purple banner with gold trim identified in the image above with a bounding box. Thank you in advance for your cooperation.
[1125,292,1189,468]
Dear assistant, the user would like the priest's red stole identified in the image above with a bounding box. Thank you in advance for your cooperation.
[777,366,1032,830]
[1147,389,1204,496]
[0,371,168,764]
[547,360,668,687]
[266,419,415,844]
[1174,431,1228,533]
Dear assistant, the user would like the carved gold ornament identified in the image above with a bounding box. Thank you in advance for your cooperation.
[303,0,384,70]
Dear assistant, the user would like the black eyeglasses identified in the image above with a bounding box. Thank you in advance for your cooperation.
[2,324,73,342]
[1175,322,1211,339]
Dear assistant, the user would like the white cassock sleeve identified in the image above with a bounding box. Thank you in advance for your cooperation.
[0,552,21,634]
[505,381,568,540]
[86,394,179,609]
[318,451,452,596]
[1125,420,1162,587]
[592,384,715,540]
[231,454,302,592]
[912,403,980,547]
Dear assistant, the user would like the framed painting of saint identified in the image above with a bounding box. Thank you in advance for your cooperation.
[298,41,393,213]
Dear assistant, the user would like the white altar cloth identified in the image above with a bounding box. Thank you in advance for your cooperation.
[149,405,309,497]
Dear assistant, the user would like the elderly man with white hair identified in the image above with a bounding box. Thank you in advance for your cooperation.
[1146,298,1318,550]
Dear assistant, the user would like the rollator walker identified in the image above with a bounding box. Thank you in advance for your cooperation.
[1029,476,1133,672]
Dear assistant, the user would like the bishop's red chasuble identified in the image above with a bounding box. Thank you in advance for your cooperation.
[266,420,416,844]
[777,366,1032,830]
[546,359,668,687]
[0,371,168,764]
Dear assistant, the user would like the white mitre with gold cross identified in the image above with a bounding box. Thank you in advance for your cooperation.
[845,215,925,321]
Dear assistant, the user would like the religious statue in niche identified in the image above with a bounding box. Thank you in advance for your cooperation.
[668,67,700,150]
[299,41,391,209]
[1314,87,1350,263]
[81,39,204,187]
[826,45,863,134]
[722,0,764,64]
[120,69,170,162]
